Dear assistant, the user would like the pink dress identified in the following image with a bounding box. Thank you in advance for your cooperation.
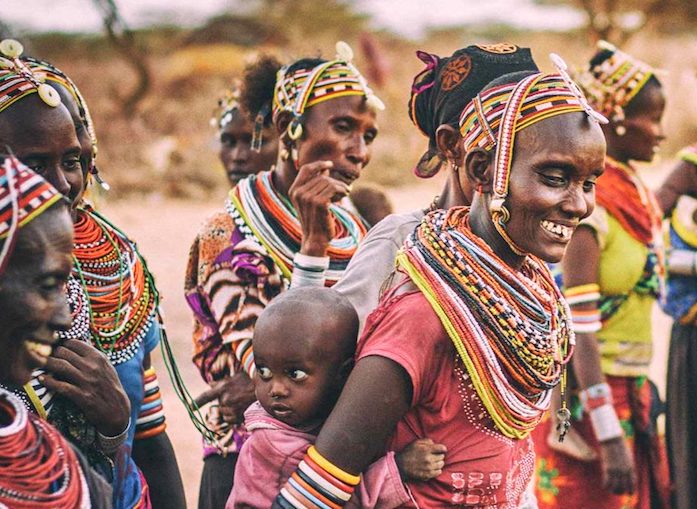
[227,401,411,508]
[357,290,536,508]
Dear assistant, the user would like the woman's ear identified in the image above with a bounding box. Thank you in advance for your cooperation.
[435,124,464,166]
[275,111,293,140]
[465,148,493,192]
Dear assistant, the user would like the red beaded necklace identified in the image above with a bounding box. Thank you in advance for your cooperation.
[0,390,87,508]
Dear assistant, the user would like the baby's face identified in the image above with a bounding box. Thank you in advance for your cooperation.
[253,331,346,427]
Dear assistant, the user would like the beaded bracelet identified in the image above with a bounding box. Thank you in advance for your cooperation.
[291,252,330,288]
[579,382,612,410]
[564,283,602,333]
[273,445,359,508]
[588,403,623,442]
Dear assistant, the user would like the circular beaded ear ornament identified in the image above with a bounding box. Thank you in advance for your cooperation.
[0,39,23,59]
[0,39,62,108]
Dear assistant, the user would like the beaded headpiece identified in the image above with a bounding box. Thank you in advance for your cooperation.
[408,44,539,178]
[0,155,62,274]
[459,54,607,255]
[575,40,656,122]
[212,82,242,133]
[273,41,384,142]
[0,39,62,113]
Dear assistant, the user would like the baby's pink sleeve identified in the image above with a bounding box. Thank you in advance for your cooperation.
[348,451,411,509]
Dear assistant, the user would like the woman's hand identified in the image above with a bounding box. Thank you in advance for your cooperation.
[289,161,351,257]
[41,339,131,437]
[194,372,256,425]
[396,438,447,481]
[599,436,636,495]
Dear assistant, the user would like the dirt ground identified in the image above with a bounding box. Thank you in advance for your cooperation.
[100,180,673,508]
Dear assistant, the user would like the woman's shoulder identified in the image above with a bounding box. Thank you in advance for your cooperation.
[360,289,447,350]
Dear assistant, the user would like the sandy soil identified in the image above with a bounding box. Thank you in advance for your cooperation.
[100,180,673,508]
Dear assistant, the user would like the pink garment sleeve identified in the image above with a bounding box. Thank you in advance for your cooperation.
[226,430,309,509]
[357,290,446,407]
[348,451,411,509]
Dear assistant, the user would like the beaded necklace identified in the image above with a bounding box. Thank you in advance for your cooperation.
[72,206,158,365]
[396,208,574,440]
[0,389,88,508]
[227,171,366,285]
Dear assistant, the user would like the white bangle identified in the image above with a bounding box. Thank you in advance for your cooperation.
[291,253,329,288]
[98,417,131,456]
[589,403,623,442]
[294,252,330,269]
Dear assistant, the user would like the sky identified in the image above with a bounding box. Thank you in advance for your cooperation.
[3,0,585,38]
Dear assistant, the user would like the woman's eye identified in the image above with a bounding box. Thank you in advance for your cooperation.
[334,121,351,133]
[220,136,236,148]
[40,276,63,292]
[364,130,377,144]
[64,158,82,172]
[257,366,272,380]
[583,179,597,192]
[288,369,308,381]
[542,174,566,186]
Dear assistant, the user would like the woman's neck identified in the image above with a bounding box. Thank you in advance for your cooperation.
[270,157,296,199]
[605,146,629,166]
[435,172,469,209]
[468,194,526,270]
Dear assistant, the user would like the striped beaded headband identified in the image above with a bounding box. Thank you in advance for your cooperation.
[575,40,656,121]
[0,155,62,274]
[0,39,62,113]
[459,54,606,254]
[273,41,384,141]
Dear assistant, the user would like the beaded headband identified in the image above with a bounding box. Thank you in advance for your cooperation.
[212,83,241,133]
[575,40,656,122]
[0,39,62,113]
[459,54,606,255]
[273,41,384,141]
[0,155,61,274]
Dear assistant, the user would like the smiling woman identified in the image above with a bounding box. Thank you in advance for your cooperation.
[0,155,113,508]
[271,58,606,509]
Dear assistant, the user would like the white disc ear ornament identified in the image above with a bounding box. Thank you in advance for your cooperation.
[366,94,385,112]
[38,83,61,107]
[335,41,354,62]
[288,121,303,141]
[0,39,23,59]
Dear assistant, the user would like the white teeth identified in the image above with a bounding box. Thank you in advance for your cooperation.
[541,220,572,240]
[25,340,52,358]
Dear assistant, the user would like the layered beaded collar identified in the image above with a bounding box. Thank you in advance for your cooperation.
[71,206,159,365]
[397,207,574,439]
[227,171,366,286]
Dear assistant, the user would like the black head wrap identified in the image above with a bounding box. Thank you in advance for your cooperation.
[408,44,539,177]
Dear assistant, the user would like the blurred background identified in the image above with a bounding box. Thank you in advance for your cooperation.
[4,0,695,505]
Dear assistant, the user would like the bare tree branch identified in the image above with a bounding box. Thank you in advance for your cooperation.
[91,0,151,117]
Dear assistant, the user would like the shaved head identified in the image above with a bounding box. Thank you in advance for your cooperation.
[255,287,358,365]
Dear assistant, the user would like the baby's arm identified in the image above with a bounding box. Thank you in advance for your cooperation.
[350,438,446,509]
